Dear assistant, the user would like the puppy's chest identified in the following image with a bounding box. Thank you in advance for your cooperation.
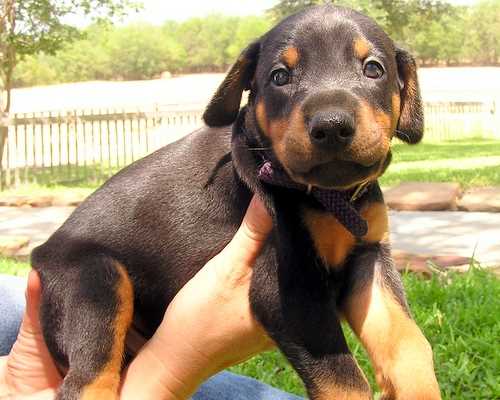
[302,202,389,267]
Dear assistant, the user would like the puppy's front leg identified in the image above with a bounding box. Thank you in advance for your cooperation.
[342,244,441,400]
[250,252,372,400]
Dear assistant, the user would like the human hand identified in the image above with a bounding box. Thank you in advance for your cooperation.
[0,270,62,399]
[121,195,274,399]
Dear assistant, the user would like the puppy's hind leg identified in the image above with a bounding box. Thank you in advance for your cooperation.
[54,256,133,400]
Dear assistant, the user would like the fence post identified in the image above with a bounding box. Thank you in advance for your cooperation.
[492,101,500,139]
[0,113,6,191]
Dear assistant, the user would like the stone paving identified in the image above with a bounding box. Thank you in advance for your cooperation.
[0,193,87,207]
[0,207,75,259]
[1,206,499,274]
[458,187,500,212]
[389,211,500,272]
[384,183,500,213]
[384,182,462,211]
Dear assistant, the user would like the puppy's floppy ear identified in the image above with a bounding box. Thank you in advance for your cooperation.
[203,40,261,127]
[395,48,423,144]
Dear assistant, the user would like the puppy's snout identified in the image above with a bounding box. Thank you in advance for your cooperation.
[309,110,355,148]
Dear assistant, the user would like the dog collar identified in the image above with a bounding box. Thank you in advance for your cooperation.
[258,161,369,237]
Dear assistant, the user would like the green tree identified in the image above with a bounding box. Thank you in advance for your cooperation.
[226,16,272,60]
[403,5,466,65]
[104,23,186,80]
[464,0,500,65]
[12,53,59,87]
[175,15,240,72]
[44,23,113,83]
[0,0,138,165]
[268,0,323,21]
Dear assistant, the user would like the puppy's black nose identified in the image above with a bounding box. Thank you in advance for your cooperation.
[309,111,355,148]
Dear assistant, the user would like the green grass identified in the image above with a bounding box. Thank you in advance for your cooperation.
[390,138,500,162]
[380,138,500,188]
[0,183,95,199]
[0,257,31,276]
[1,257,498,398]
[0,163,118,197]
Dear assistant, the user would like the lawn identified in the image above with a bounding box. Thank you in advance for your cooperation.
[0,256,31,276]
[1,257,498,399]
[0,163,111,199]
[0,183,95,200]
[380,137,500,188]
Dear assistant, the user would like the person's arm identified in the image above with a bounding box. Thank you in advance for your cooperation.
[0,195,273,400]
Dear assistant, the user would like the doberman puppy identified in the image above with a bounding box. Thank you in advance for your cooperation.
[32,5,441,400]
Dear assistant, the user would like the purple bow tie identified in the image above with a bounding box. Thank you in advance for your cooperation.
[258,161,368,237]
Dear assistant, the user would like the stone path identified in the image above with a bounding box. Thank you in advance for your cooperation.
[1,207,499,274]
[384,183,500,212]
[459,187,500,212]
[0,207,75,259]
[384,182,461,211]
[389,211,500,273]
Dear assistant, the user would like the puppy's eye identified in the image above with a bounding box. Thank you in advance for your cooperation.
[271,69,290,86]
[363,60,384,79]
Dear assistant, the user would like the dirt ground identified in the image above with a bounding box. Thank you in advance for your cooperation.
[9,67,500,114]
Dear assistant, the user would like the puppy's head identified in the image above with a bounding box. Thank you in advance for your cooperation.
[204,5,423,190]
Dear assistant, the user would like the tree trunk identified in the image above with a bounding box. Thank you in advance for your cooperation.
[0,114,8,190]
[0,0,16,188]
[0,39,16,189]
[0,122,6,190]
[0,126,7,172]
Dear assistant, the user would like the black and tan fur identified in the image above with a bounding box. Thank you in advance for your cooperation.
[32,5,440,399]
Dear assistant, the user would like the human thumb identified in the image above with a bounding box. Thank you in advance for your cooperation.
[222,195,273,266]
[23,269,43,334]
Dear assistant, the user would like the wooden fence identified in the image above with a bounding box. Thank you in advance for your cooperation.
[0,106,202,190]
[0,101,498,190]
[424,101,498,142]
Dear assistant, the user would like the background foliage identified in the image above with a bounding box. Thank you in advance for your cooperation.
[11,0,500,87]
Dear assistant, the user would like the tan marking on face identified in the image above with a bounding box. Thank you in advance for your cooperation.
[269,118,289,143]
[343,278,441,399]
[354,37,371,59]
[256,99,289,143]
[303,208,356,268]
[273,105,313,177]
[361,202,389,243]
[281,47,300,68]
[351,100,392,168]
[374,108,392,132]
[256,100,270,136]
[81,263,134,400]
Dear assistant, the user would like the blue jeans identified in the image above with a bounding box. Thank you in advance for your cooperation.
[0,275,303,400]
